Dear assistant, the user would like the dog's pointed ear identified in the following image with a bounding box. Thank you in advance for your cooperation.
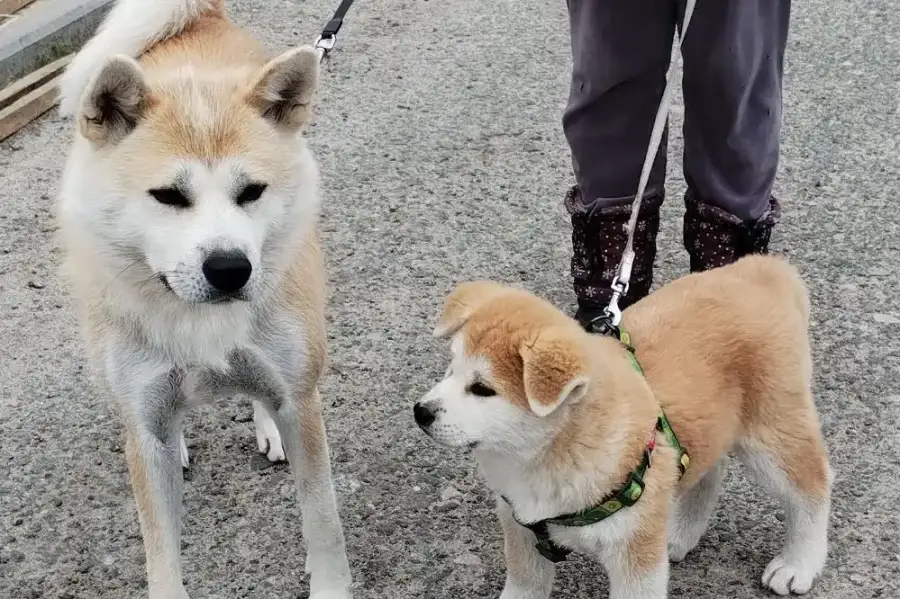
[247,46,319,131]
[78,55,148,144]
[520,327,589,417]
[433,281,510,339]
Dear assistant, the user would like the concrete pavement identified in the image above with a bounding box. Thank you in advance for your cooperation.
[1,0,898,597]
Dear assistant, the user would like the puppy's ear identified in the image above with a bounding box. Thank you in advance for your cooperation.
[247,46,319,131]
[433,281,509,339]
[520,327,589,417]
[78,55,148,145]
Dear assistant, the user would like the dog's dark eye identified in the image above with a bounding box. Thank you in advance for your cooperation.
[236,183,267,206]
[149,187,191,208]
[468,382,497,397]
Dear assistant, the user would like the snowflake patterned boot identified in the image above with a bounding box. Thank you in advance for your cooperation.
[683,189,782,273]
[565,185,663,332]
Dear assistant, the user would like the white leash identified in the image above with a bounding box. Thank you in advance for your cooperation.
[600,0,698,329]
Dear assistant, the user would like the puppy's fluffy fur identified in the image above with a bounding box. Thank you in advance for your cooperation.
[57,1,352,597]
[418,256,831,599]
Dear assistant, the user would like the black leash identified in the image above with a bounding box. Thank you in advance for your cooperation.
[314,0,357,60]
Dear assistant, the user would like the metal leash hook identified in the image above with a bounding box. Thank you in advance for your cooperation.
[313,0,356,62]
[597,0,696,331]
[314,34,337,62]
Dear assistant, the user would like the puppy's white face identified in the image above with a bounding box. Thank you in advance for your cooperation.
[416,335,543,452]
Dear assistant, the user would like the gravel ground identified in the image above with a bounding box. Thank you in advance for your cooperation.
[1,0,899,598]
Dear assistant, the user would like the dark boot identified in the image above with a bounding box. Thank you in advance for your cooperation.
[566,186,663,331]
[683,189,782,273]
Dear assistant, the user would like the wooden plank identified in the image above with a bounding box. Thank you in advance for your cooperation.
[0,53,69,110]
[0,74,57,141]
[0,0,36,16]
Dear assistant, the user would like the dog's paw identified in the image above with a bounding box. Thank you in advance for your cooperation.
[309,589,352,599]
[667,537,696,563]
[499,589,544,599]
[253,400,285,462]
[179,432,190,469]
[762,554,819,596]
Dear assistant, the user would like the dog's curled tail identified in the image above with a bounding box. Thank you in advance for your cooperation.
[58,0,224,116]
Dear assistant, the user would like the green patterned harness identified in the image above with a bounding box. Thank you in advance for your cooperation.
[505,327,690,563]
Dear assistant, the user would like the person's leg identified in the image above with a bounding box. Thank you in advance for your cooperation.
[563,0,676,327]
[680,0,791,272]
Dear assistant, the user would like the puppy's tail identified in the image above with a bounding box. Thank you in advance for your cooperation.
[58,0,224,116]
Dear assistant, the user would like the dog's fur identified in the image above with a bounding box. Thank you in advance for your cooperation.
[417,256,831,599]
[56,1,352,597]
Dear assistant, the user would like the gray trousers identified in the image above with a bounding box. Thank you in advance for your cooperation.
[563,0,791,222]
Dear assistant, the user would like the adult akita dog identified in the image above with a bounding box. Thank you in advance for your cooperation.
[56,1,352,597]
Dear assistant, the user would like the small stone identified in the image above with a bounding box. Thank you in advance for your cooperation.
[453,552,483,567]
[27,281,45,289]
[849,574,865,584]
[440,486,462,501]
[873,313,900,324]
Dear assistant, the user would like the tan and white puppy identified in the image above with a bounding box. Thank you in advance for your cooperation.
[416,256,831,599]
[56,1,351,597]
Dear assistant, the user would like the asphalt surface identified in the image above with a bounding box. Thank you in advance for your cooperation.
[1,1,899,598]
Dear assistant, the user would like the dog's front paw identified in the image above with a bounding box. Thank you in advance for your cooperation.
[499,585,549,599]
[762,553,821,596]
[667,538,694,563]
[309,588,352,599]
[253,400,285,462]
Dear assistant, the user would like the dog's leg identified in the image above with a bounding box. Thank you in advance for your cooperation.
[667,457,726,562]
[253,399,285,462]
[202,348,351,596]
[275,389,352,599]
[495,497,555,599]
[606,526,668,599]
[114,366,189,599]
[737,417,831,596]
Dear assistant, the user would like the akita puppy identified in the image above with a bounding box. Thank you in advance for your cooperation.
[416,256,831,599]
[56,1,352,597]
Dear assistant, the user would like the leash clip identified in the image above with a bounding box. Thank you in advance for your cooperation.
[314,33,337,58]
[605,275,629,327]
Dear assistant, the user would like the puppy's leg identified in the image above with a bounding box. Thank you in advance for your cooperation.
[275,389,352,599]
[737,408,831,596]
[495,497,554,599]
[253,399,285,462]
[668,458,726,562]
[116,367,189,599]
[606,525,668,599]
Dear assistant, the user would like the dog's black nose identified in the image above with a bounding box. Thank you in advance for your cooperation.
[203,250,252,293]
[413,402,436,427]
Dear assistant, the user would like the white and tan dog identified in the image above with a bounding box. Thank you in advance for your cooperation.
[56,1,352,597]
[416,256,831,599]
